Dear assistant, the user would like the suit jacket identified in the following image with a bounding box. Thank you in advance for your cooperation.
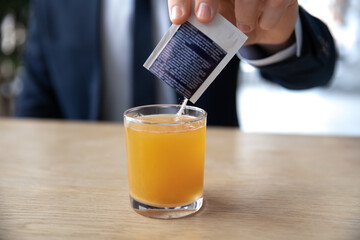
[15,0,337,127]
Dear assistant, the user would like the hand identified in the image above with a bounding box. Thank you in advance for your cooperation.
[168,0,298,51]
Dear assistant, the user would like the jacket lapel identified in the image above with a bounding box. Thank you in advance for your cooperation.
[46,0,102,120]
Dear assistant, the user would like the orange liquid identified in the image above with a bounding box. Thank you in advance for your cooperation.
[125,114,206,207]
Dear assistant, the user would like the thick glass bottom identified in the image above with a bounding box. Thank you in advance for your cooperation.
[130,196,203,219]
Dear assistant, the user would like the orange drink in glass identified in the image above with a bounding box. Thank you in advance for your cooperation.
[124,105,207,219]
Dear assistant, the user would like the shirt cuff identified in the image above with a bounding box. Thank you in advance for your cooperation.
[238,15,303,67]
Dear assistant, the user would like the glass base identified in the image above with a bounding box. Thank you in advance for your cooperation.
[130,196,203,219]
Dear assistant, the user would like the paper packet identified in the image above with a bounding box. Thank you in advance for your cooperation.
[144,12,247,103]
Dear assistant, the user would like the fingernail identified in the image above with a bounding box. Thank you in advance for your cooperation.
[238,24,251,33]
[171,5,184,20]
[197,3,212,20]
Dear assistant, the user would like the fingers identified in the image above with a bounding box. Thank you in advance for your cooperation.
[259,0,294,30]
[168,0,297,32]
[234,0,261,33]
[168,0,192,25]
[168,0,218,25]
[194,0,218,23]
[244,0,298,46]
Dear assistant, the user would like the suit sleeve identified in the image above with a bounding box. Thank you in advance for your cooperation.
[257,6,338,90]
[14,0,62,118]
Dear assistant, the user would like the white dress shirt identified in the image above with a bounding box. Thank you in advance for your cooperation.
[101,0,303,121]
[101,0,176,121]
[238,17,303,66]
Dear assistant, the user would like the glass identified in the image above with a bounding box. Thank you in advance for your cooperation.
[124,104,207,219]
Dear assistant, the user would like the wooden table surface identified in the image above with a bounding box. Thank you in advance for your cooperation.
[0,118,360,240]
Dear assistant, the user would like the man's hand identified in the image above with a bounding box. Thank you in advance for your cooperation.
[168,0,298,51]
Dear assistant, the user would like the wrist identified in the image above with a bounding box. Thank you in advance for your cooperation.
[256,31,296,56]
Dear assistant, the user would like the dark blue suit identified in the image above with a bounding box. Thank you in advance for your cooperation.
[15,0,337,126]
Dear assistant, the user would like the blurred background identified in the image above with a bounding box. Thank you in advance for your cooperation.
[238,0,360,136]
[1,0,359,136]
[0,0,28,116]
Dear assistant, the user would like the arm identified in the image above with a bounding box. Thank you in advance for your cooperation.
[15,0,62,118]
[168,0,337,89]
[256,6,337,89]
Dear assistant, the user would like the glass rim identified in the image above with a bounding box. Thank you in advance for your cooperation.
[123,104,207,125]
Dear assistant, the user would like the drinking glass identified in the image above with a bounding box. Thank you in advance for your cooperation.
[124,104,207,219]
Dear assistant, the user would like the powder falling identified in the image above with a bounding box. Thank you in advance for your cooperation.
[176,98,189,118]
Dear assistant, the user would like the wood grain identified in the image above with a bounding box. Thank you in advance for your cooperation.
[0,118,360,240]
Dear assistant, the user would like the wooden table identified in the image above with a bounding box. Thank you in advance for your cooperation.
[0,119,360,240]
